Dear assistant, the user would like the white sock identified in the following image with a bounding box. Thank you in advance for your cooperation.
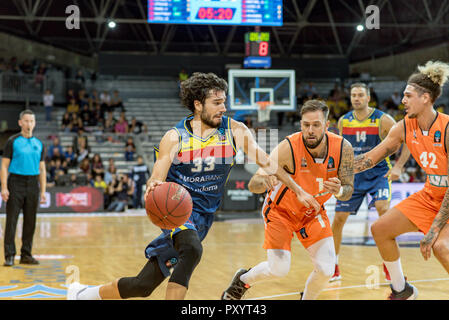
[240,261,270,285]
[77,285,102,300]
[240,249,291,286]
[384,258,405,292]
[302,270,330,300]
[335,254,339,265]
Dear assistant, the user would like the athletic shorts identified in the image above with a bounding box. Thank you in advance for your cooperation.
[335,175,391,215]
[262,205,333,250]
[395,188,449,234]
[145,209,214,259]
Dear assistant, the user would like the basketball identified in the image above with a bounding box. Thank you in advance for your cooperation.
[145,182,193,229]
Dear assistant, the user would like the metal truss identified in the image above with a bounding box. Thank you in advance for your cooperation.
[0,0,448,62]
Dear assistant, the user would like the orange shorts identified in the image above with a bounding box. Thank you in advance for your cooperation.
[262,205,333,250]
[395,188,448,234]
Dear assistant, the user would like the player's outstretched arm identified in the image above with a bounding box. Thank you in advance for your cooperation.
[420,123,449,260]
[323,139,354,201]
[248,139,293,194]
[231,119,320,213]
[145,129,180,196]
[354,120,405,173]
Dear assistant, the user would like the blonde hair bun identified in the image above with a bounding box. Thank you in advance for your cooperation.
[417,60,449,87]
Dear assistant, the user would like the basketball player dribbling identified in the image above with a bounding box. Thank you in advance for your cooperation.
[354,61,449,300]
[67,72,320,300]
[222,100,355,300]
[330,82,410,282]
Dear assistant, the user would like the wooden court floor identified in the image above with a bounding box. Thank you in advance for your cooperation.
[0,211,448,300]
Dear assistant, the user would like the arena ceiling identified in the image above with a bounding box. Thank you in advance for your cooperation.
[0,0,448,62]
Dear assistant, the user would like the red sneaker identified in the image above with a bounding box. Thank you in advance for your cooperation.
[329,264,341,282]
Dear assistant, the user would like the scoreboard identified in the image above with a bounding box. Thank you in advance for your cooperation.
[244,31,271,68]
[245,32,270,57]
[148,0,283,26]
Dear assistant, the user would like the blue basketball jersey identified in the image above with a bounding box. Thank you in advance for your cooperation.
[341,108,391,180]
[155,114,236,214]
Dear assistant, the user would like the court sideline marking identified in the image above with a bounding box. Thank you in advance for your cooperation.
[249,277,449,300]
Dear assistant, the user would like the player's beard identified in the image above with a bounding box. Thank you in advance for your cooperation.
[201,109,222,128]
[302,132,325,149]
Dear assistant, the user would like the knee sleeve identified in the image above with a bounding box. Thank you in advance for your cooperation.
[267,249,291,277]
[307,237,335,278]
[117,257,166,299]
[169,229,203,288]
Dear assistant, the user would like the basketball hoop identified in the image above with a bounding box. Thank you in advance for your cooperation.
[256,101,272,111]
[256,101,272,124]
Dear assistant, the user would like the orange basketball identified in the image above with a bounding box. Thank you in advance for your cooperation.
[145,182,193,229]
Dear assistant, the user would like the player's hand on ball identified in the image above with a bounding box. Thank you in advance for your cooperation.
[323,177,341,195]
[144,180,164,199]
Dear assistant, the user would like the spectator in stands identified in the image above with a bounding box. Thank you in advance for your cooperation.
[91,153,104,178]
[104,161,117,185]
[75,69,85,86]
[89,89,100,109]
[43,89,54,122]
[94,174,107,193]
[128,117,144,135]
[125,137,136,161]
[131,155,149,209]
[61,112,71,131]
[35,63,46,87]
[77,145,89,164]
[92,103,104,125]
[20,59,33,74]
[107,174,135,212]
[63,145,77,167]
[73,129,90,154]
[368,86,379,107]
[114,112,128,134]
[79,157,91,174]
[80,105,91,126]
[47,137,63,160]
[391,91,402,107]
[67,98,80,115]
[304,82,317,98]
[78,89,89,109]
[111,90,125,112]
[67,89,76,102]
[179,69,188,83]
[50,147,64,163]
[100,90,111,114]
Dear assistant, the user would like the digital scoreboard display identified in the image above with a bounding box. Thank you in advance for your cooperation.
[148,0,283,26]
[245,32,270,57]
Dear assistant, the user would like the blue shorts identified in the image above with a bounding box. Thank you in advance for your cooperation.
[335,176,391,215]
[145,209,214,259]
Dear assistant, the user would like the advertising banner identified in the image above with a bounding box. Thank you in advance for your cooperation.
[0,186,104,213]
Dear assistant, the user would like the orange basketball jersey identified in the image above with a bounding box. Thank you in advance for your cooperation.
[404,112,449,201]
[265,131,343,215]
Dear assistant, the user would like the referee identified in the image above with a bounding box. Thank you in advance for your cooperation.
[1,110,46,266]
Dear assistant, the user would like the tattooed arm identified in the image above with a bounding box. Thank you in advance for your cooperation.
[336,139,354,201]
[354,120,405,173]
[420,123,449,260]
[324,139,354,201]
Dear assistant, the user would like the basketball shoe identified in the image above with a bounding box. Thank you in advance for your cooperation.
[67,282,89,300]
[388,282,418,300]
[329,264,341,282]
[221,268,251,300]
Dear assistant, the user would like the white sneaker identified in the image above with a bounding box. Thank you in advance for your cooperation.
[67,282,88,300]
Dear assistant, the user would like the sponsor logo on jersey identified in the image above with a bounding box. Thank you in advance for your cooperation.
[434,130,442,143]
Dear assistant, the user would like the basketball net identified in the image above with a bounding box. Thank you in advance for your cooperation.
[257,101,272,123]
